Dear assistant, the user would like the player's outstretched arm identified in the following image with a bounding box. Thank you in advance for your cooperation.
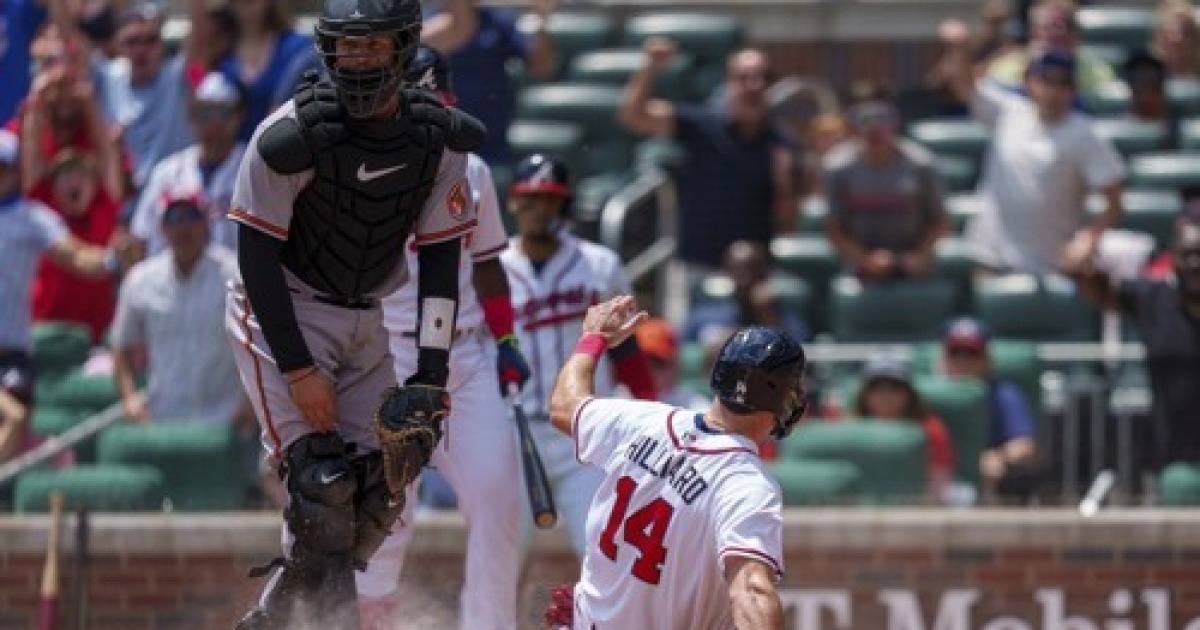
[727,556,784,630]
[549,296,646,435]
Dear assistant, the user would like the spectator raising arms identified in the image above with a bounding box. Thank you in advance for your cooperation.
[850,353,955,504]
[823,87,949,283]
[422,0,557,164]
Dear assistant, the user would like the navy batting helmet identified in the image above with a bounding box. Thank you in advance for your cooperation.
[711,326,808,440]
[315,0,422,117]
[405,43,455,105]
[511,154,573,213]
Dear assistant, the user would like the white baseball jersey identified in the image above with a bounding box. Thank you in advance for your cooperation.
[501,233,630,417]
[383,153,507,335]
[131,143,246,256]
[572,397,784,630]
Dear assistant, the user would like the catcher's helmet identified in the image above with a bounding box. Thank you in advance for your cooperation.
[511,154,573,212]
[711,327,808,440]
[315,0,421,117]
[405,44,455,105]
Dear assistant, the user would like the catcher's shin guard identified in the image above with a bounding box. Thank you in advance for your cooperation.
[237,434,361,630]
[351,451,405,568]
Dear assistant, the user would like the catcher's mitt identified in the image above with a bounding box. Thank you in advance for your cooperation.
[372,384,449,496]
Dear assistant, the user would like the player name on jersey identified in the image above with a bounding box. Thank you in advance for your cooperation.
[626,435,710,506]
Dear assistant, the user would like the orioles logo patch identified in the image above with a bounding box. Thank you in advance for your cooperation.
[447,180,468,220]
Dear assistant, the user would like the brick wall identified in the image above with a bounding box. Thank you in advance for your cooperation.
[3,510,1200,630]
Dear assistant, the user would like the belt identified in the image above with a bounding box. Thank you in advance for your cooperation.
[313,294,378,310]
[401,328,475,343]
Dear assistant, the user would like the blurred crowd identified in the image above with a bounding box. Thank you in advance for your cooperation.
[2,0,1200,511]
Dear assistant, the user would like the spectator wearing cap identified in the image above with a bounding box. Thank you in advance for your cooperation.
[110,193,243,425]
[823,85,950,283]
[0,129,119,463]
[96,2,196,193]
[129,72,247,259]
[1123,50,1182,150]
[635,317,706,411]
[1066,208,1200,473]
[938,317,1038,503]
[946,47,1126,276]
[29,149,121,341]
[986,0,1118,107]
[849,352,955,504]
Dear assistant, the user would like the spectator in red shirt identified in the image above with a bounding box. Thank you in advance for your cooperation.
[851,352,955,504]
[29,150,121,341]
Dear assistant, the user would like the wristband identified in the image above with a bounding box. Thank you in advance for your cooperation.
[481,295,516,340]
[573,333,607,362]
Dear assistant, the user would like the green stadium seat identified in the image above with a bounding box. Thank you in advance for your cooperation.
[799,197,828,233]
[1182,118,1200,152]
[14,464,165,513]
[912,375,989,488]
[934,237,977,312]
[829,277,959,343]
[1077,7,1156,48]
[517,83,635,178]
[975,274,1099,342]
[36,371,119,415]
[1090,82,1131,116]
[771,459,863,506]
[1087,188,1183,248]
[1128,153,1200,190]
[771,235,842,333]
[1159,461,1200,506]
[944,194,985,234]
[678,342,709,396]
[1093,118,1169,157]
[31,322,92,376]
[1079,43,1131,67]
[911,340,1043,424]
[908,119,989,161]
[567,48,691,99]
[98,422,246,511]
[507,119,585,169]
[518,12,619,80]
[634,138,684,171]
[1169,79,1200,117]
[932,154,978,193]
[782,420,928,505]
[621,13,743,100]
[693,272,813,327]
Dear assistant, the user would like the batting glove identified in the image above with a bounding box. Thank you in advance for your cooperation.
[496,334,531,395]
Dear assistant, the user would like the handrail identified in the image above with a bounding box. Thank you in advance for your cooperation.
[0,399,131,486]
[598,168,678,293]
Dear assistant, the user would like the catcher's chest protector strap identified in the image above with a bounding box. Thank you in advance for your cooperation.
[274,78,449,301]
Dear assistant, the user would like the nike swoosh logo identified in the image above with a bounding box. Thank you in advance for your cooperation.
[319,470,346,485]
[357,162,407,182]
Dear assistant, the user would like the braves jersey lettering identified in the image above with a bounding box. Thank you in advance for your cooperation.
[625,436,710,505]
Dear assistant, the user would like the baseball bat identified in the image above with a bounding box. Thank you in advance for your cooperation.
[37,492,64,630]
[508,385,558,529]
[72,506,90,630]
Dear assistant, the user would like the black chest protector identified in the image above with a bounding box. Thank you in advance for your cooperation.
[257,80,453,301]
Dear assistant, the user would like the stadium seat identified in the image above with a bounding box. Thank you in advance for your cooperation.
[1159,461,1200,507]
[934,237,977,312]
[1128,153,1200,190]
[31,322,92,377]
[507,119,585,169]
[517,83,635,178]
[932,154,978,193]
[693,272,813,327]
[907,119,990,161]
[944,194,985,234]
[1169,79,1200,117]
[621,13,744,100]
[1182,118,1200,152]
[771,459,863,507]
[1079,43,1130,67]
[975,274,1099,342]
[567,48,691,99]
[14,464,165,513]
[799,197,828,233]
[678,342,709,396]
[518,12,619,80]
[1089,82,1131,116]
[782,420,928,505]
[36,372,119,416]
[98,422,246,511]
[829,277,959,343]
[1087,188,1183,248]
[634,138,684,171]
[1092,118,1169,157]
[1076,7,1156,48]
[912,375,990,488]
[910,340,1043,424]
[771,235,842,333]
